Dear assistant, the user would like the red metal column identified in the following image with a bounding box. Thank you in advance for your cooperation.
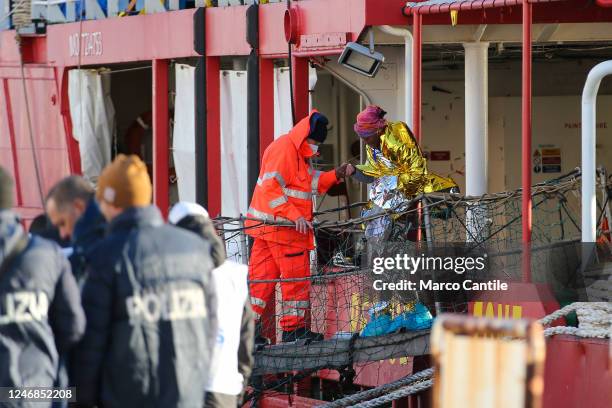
[206,56,222,217]
[152,59,169,217]
[522,0,532,281]
[413,11,424,243]
[260,57,275,158]
[412,12,422,143]
[2,79,23,206]
[291,56,309,122]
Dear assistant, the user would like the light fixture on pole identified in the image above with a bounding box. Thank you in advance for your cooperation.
[338,29,385,77]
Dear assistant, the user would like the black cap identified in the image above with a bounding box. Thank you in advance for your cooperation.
[309,112,329,143]
[0,166,14,210]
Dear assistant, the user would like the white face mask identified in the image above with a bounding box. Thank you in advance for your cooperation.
[309,144,319,154]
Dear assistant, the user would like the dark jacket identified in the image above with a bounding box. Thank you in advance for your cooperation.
[0,210,85,392]
[69,198,105,282]
[71,206,218,408]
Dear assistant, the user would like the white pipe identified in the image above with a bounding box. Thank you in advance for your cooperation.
[464,42,489,196]
[379,25,413,129]
[464,42,489,243]
[315,63,373,106]
[581,60,612,242]
[314,63,372,200]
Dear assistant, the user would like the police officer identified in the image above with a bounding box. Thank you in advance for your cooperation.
[0,167,85,397]
[45,175,106,281]
[71,155,218,407]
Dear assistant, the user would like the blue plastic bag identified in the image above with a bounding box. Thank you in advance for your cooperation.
[361,301,392,337]
[361,313,393,337]
[360,302,433,337]
[388,302,433,332]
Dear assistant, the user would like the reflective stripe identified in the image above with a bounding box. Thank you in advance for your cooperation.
[281,300,310,308]
[258,172,310,200]
[248,207,291,224]
[248,207,275,222]
[250,297,267,309]
[279,308,306,318]
[257,171,286,187]
[283,188,311,200]
[311,170,322,192]
[280,300,309,317]
[269,196,288,209]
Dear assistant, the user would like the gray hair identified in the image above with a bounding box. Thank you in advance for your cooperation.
[46,176,94,210]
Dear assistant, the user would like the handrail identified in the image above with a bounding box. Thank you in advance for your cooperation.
[581,60,612,242]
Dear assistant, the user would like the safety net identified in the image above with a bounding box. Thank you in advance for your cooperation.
[214,168,609,403]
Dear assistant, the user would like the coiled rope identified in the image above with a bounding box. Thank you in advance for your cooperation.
[540,302,611,339]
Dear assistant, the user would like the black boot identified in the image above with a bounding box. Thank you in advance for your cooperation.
[254,322,270,348]
[281,327,324,343]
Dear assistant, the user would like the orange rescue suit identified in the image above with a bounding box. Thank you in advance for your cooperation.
[246,111,338,331]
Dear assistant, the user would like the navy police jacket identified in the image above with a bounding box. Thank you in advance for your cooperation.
[0,210,85,395]
[71,206,218,408]
[69,198,105,283]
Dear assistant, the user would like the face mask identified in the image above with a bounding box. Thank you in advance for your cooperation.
[309,144,319,154]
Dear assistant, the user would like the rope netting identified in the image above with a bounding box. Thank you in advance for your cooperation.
[213,169,610,403]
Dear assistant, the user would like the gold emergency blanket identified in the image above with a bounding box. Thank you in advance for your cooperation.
[356,122,457,200]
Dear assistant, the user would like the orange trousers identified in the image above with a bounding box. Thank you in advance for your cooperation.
[248,238,310,331]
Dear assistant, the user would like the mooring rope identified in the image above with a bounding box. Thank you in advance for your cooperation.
[539,302,611,339]
[317,368,434,408]
[348,379,434,408]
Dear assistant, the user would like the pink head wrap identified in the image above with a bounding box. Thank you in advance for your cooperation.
[354,105,388,138]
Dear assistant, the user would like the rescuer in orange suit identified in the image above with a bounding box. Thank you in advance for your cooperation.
[246,110,353,343]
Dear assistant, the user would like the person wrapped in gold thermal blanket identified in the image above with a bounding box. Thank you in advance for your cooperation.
[348,105,458,237]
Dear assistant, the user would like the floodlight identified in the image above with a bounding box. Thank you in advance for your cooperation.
[338,42,385,78]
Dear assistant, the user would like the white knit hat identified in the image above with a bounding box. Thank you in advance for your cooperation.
[168,201,210,225]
